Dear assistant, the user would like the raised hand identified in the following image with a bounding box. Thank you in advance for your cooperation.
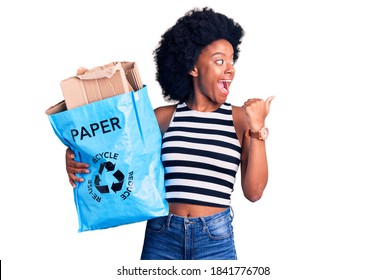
[242,96,275,131]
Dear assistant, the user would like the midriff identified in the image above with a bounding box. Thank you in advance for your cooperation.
[168,202,227,218]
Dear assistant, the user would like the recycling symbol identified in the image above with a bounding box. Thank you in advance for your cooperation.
[94,161,125,194]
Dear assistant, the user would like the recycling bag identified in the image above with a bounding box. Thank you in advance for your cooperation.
[47,86,168,232]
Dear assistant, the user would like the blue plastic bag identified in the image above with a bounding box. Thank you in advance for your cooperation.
[47,86,168,232]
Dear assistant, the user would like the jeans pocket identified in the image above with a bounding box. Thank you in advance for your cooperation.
[146,216,167,233]
[205,216,233,240]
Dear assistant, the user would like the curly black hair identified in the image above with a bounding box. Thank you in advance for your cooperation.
[154,7,245,103]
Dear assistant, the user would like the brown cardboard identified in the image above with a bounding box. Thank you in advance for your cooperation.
[121,62,143,92]
[45,100,67,115]
[46,61,143,115]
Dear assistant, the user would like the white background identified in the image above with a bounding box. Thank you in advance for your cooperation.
[1,0,384,279]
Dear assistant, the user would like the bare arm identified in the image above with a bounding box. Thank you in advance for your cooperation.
[234,97,274,202]
[154,104,177,135]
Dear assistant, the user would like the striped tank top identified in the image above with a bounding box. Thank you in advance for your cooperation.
[161,102,241,208]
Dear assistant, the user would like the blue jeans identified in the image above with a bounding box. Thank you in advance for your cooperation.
[140,207,237,260]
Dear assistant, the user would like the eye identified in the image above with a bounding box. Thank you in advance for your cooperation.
[215,59,224,66]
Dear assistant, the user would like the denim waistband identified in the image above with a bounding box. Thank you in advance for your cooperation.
[166,207,233,228]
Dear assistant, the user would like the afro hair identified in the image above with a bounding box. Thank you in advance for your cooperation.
[153,7,245,103]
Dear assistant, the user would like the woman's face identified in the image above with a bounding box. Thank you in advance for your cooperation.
[190,39,235,106]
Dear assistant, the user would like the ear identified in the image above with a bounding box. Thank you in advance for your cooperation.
[189,66,198,77]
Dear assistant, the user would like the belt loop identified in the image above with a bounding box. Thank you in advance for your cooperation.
[199,217,207,231]
[166,214,173,227]
[230,206,234,218]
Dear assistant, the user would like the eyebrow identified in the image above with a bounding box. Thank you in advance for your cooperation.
[211,51,234,57]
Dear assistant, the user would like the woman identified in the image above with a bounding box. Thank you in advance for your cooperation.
[65,7,274,260]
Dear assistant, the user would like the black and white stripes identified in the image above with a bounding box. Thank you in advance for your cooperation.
[161,102,241,208]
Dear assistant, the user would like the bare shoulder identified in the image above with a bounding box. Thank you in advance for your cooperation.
[154,104,177,134]
[232,105,248,145]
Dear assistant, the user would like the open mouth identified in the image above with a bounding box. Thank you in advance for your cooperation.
[218,79,232,95]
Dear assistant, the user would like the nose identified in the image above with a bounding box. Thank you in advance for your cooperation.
[225,63,235,75]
